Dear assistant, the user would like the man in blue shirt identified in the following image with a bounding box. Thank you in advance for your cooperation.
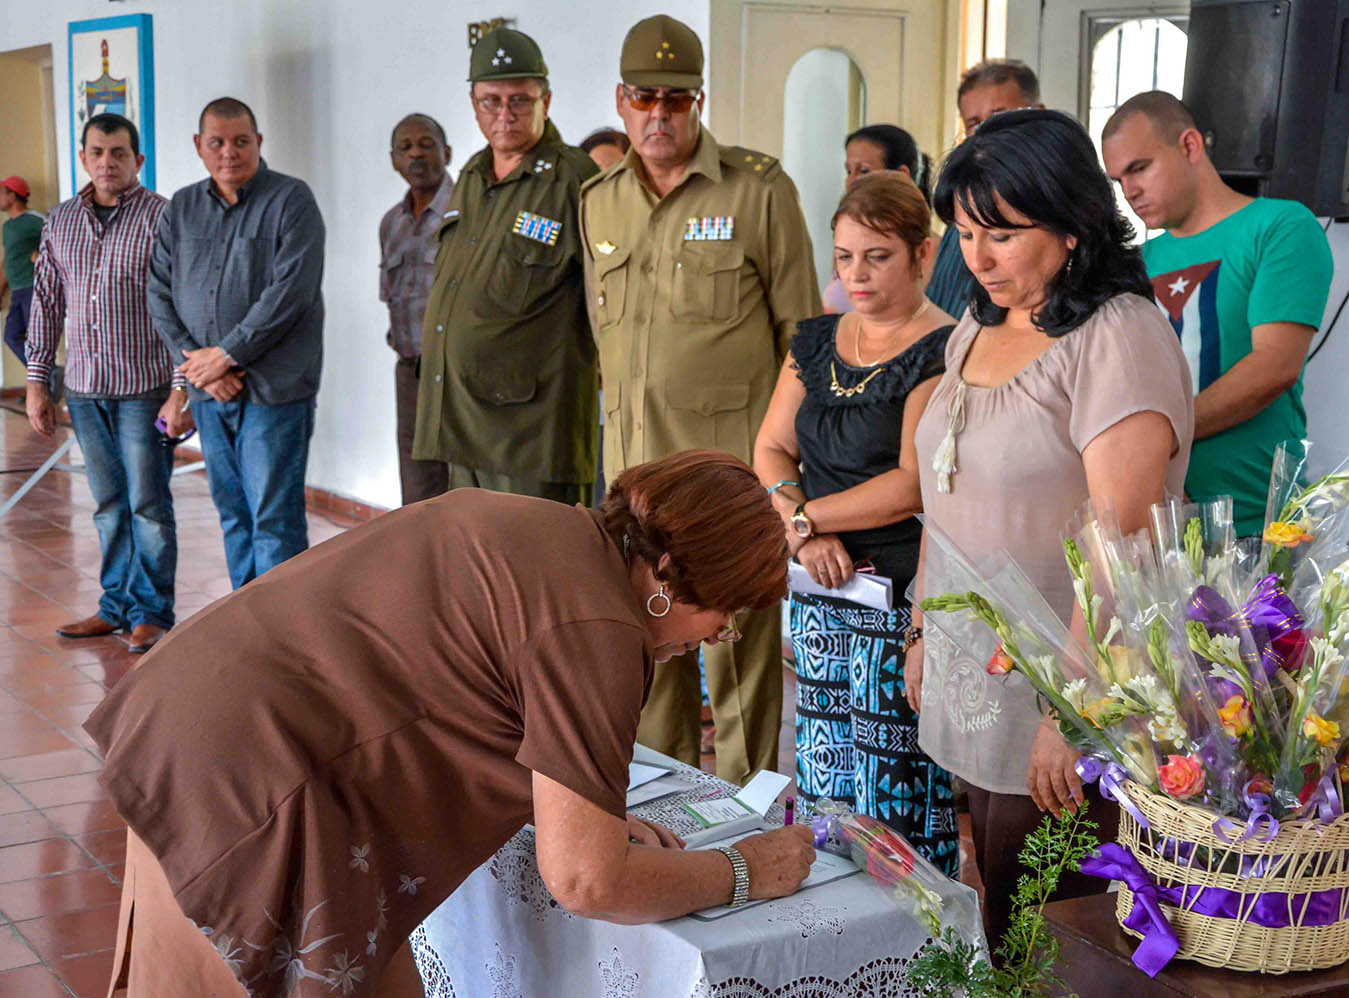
[148,97,326,588]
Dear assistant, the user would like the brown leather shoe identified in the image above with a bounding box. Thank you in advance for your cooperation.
[56,614,121,639]
[128,624,167,654]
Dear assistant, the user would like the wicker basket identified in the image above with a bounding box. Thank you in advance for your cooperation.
[1113,779,1349,973]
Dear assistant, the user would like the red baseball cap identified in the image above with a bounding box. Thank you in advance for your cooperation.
[0,177,30,199]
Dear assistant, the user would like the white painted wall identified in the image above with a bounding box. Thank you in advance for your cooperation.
[3,0,709,509]
[781,48,853,294]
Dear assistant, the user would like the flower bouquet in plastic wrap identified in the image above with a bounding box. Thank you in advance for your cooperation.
[918,444,1349,975]
[806,798,984,951]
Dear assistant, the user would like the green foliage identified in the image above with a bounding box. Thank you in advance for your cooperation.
[905,803,1100,998]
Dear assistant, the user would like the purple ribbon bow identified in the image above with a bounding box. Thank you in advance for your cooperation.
[1306,770,1344,825]
[1212,779,1280,845]
[1076,756,1150,829]
[1079,843,1180,977]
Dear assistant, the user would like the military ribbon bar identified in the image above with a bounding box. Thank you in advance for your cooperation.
[513,211,562,247]
[683,215,735,241]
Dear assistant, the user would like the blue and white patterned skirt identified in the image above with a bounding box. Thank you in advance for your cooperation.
[790,592,959,877]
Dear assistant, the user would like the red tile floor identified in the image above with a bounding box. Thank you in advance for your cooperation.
[0,404,976,996]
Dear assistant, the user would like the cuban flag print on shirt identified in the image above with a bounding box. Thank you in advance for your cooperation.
[1151,261,1221,392]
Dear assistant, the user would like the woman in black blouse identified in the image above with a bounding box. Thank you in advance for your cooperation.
[754,172,958,873]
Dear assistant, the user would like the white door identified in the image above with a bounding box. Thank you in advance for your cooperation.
[708,0,957,292]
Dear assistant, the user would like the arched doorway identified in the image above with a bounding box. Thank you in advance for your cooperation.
[782,49,867,293]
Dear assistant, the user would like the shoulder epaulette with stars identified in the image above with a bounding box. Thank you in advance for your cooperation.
[719,145,781,181]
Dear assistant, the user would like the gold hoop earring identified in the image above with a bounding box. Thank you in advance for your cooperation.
[646,586,672,618]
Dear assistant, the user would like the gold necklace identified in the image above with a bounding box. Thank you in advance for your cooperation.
[830,361,885,398]
[854,299,930,367]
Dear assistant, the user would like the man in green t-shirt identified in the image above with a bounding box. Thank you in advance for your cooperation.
[1103,91,1333,537]
[0,175,45,365]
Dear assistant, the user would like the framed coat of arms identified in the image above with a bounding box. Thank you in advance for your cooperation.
[68,14,155,193]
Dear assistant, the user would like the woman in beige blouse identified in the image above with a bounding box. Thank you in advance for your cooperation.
[905,109,1194,946]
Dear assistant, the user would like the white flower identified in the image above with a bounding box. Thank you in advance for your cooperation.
[1101,617,1123,647]
[398,873,426,896]
[376,889,390,931]
[1072,578,1089,611]
[1209,633,1242,665]
[1062,678,1088,711]
[1090,593,1104,620]
[366,930,378,957]
[1107,682,1127,701]
[324,951,365,995]
[348,843,370,873]
[1148,705,1188,746]
[1331,610,1349,646]
[1125,674,1160,701]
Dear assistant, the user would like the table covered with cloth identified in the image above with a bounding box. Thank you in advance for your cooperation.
[410,745,985,997]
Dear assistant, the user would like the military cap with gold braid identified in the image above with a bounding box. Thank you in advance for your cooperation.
[620,15,704,90]
[468,27,549,83]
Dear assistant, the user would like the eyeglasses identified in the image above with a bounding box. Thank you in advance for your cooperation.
[622,86,699,113]
[472,95,542,117]
[715,611,746,644]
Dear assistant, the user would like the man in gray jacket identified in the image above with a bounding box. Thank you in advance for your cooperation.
[148,97,325,589]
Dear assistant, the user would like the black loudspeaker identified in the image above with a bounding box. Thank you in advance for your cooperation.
[1183,0,1349,218]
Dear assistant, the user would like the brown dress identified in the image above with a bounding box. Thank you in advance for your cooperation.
[86,491,653,997]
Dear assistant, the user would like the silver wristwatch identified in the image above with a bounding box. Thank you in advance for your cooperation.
[715,844,750,907]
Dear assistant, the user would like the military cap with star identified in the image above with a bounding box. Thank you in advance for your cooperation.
[468,27,549,83]
[620,14,704,90]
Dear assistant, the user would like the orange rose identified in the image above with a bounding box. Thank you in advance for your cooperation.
[987,645,1014,675]
[1218,694,1252,738]
[1158,754,1206,799]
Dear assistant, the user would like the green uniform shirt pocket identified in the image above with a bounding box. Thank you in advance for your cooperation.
[593,248,631,330]
[670,245,744,323]
[665,379,751,457]
[488,236,567,314]
[464,366,539,407]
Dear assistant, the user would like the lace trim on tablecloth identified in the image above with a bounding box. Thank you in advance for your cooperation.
[692,952,928,997]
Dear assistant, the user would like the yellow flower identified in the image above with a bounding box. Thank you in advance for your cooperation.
[1218,694,1252,738]
[1263,521,1314,548]
[1302,712,1341,747]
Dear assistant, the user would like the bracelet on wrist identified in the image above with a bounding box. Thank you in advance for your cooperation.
[715,844,751,907]
[766,479,800,497]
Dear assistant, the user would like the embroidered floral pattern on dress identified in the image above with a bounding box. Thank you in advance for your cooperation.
[323,950,366,995]
[598,947,640,997]
[764,898,847,938]
[928,627,1001,734]
[398,873,427,896]
[349,843,371,872]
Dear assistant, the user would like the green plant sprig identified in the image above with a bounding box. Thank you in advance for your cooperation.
[906,803,1100,998]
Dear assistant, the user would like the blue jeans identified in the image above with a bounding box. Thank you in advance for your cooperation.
[194,397,314,589]
[66,396,177,629]
[4,286,33,365]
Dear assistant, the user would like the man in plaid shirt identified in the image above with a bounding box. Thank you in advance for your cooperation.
[25,113,188,654]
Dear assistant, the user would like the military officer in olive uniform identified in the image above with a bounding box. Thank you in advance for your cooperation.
[413,28,599,502]
[580,15,821,785]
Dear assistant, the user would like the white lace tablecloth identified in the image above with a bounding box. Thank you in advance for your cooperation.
[411,747,986,997]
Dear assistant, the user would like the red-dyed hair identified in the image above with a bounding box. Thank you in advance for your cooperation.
[601,450,788,612]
